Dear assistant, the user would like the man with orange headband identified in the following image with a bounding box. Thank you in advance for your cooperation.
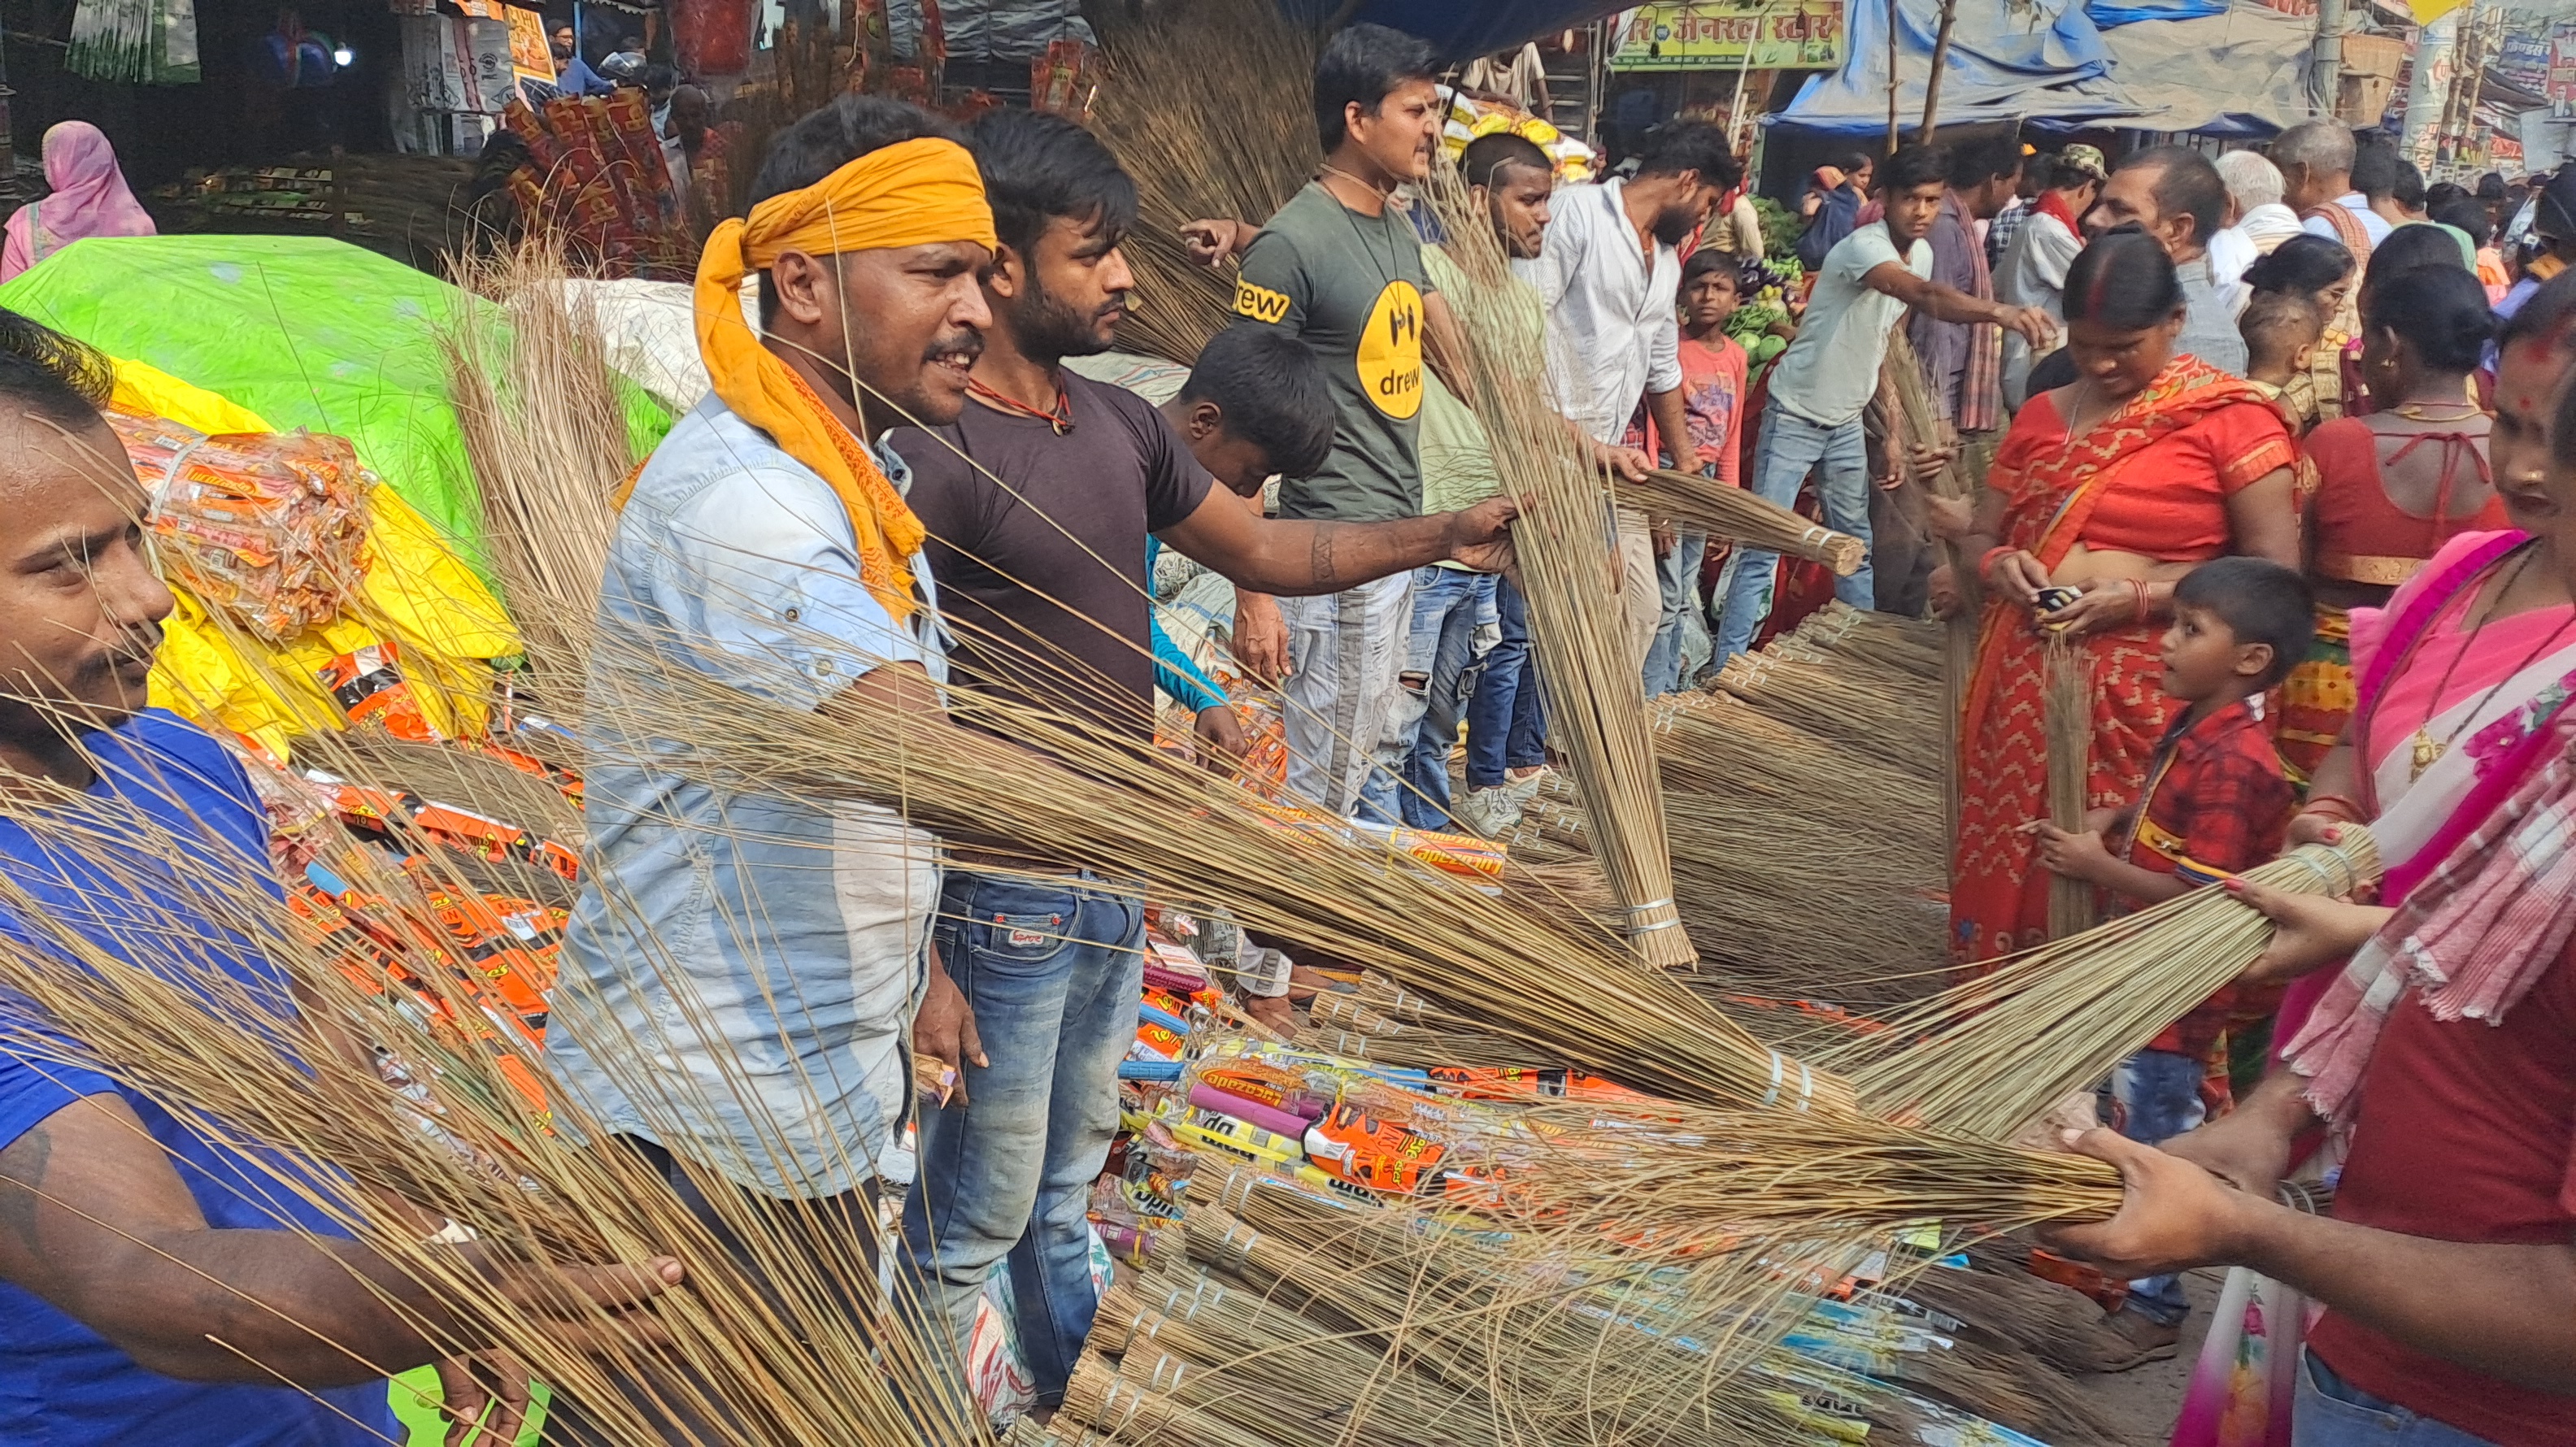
[546,100,999,1438]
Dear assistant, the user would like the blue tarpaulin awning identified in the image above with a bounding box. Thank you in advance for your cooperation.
[1769,0,2313,137]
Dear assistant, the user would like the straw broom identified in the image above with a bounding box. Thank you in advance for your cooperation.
[0,775,986,1447]
[1087,0,1319,364]
[1710,649,1944,782]
[442,240,639,698]
[1882,328,1982,863]
[1621,467,1865,576]
[1826,831,2382,1138]
[2043,633,2099,939]
[1418,164,1697,969]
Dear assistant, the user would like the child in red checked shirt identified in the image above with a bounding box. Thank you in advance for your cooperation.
[2028,556,2314,1348]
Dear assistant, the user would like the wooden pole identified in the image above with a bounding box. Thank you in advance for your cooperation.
[1884,0,1901,154]
[1919,0,1960,137]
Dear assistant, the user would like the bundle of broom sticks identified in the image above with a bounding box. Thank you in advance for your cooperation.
[0,757,986,1447]
[1825,831,2382,1137]
[1086,0,1316,364]
[1621,467,1865,575]
[1418,164,1697,969]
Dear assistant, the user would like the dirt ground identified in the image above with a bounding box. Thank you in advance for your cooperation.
[2066,1268,2225,1445]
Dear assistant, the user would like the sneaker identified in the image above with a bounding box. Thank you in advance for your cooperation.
[1453,785,1521,839]
[1500,766,1550,811]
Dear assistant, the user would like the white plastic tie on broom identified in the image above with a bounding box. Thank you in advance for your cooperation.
[1216,1167,1257,1212]
[1760,1049,1817,1111]
[1220,1219,1261,1258]
[1147,1355,1188,1393]
[1625,897,1680,934]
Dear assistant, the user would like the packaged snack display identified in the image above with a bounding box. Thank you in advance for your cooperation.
[112,412,374,643]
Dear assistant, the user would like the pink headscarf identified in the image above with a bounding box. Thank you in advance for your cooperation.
[1,122,154,283]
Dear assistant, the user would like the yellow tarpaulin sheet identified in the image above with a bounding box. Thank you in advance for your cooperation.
[115,358,523,760]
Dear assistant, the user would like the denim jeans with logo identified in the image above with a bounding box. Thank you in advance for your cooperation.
[1709,409,1876,667]
[1464,575,1547,790]
[2294,1349,2501,1447]
[901,869,1143,1407]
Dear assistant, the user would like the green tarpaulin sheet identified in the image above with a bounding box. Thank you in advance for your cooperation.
[0,234,673,576]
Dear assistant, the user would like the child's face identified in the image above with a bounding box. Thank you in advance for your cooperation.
[2158,602,2268,704]
[1685,270,1740,330]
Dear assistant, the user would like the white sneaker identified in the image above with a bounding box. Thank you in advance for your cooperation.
[1500,767,1550,811]
[1453,785,1522,839]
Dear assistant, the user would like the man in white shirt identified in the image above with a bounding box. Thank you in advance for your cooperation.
[1997,146,2103,408]
[2208,150,2303,290]
[1521,118,1734,673]
[2273,121,2389,254]
[1708,143,2053,666]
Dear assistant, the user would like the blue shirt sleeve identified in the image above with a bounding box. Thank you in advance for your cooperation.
[1143,536,1225,714]
[0,1047,111,1155]
[651,467,929,713]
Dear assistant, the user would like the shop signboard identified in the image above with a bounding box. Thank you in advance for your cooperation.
[1608,1,1844,72]
[2552,24,2576,119]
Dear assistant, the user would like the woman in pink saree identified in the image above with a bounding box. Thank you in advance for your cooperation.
[0,122,154,283]
[2150,271,2576,1447]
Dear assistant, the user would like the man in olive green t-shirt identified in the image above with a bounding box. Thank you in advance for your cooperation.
[1219,24,1450,819]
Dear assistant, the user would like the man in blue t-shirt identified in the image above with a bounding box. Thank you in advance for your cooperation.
[0,316,677,1445]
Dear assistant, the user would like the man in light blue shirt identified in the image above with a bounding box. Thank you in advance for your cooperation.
[544,93,999,1440]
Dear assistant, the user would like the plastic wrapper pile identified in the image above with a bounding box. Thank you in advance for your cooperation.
[113,411,373,644]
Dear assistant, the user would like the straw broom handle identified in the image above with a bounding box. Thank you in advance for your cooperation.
[2043,634,2099,940]
[1622,468,1865,576]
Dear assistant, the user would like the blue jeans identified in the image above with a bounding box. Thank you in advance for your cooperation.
[1464,575,1547,789]
[2294,1350,2500,1447]
[902,869,1143,1407]
[1360,569,1489,825]
[1643,530,1708,696]
[1709,409,1876,666]
[2108,1048,2207,1325]
[1375,567,1494,829]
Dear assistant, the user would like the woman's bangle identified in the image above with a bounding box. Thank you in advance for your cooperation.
[2302,793,2364,823]
[1978,545,2014,584]
[2130,579,2150,624]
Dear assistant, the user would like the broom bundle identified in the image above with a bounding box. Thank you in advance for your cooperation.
[1708,649,1944,784]
[1828,831,2382,1138]
[1771,600,1947,685]
[1525,771,1949,1005]
[441,241,642,698]
[2043,634,2100,940]
[1621,468,1866,576]
[1882,328,1986,860]
[1086,0,1319,363]
[1419,164,1696,969]
[0,758,984,1447]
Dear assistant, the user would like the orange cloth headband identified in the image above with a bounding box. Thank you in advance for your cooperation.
[680,137,997,624]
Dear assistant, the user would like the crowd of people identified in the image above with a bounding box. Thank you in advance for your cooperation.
[0,16,2571,1447]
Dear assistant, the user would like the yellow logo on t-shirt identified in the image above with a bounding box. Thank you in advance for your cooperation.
[1357,280,1425,420]
[1234,278,1291,325]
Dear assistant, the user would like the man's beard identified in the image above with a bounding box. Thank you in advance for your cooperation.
[1651,202,1701,249]
[1015,275,1117,361]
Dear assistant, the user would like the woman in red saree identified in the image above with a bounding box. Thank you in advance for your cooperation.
[1946,231,2300,968]
[2280,265,2509,780]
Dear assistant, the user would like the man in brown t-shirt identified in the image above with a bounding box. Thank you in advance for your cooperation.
[889,108,1512,1415]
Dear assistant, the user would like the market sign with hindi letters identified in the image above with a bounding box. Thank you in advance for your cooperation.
[1609,1,1845,71]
